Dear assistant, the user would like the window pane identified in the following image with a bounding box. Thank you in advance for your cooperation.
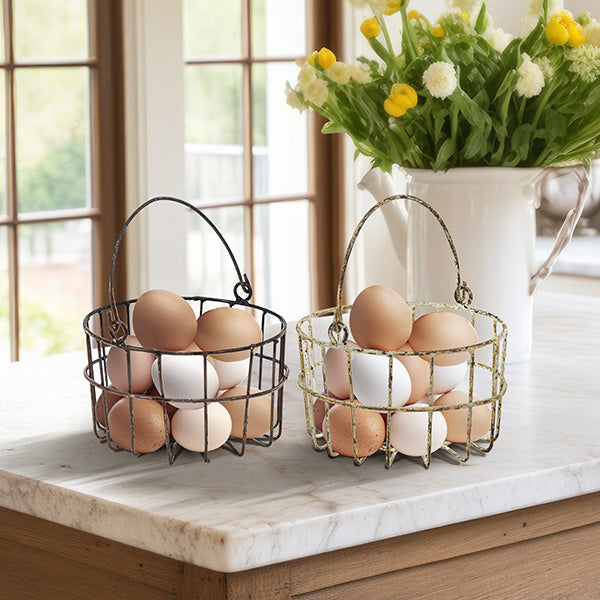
[185,65,244,204]
[252,0,306,58]
[0,228,9,360]
[184,0,242,59]
[253,201,310,320]
[0,72,6,217]
[15,68,91,214]
[253,62,309,199]
[185,206,246,301]
[18,220,92,357]
[14,0,88,60]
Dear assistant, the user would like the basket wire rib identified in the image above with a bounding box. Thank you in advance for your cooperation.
[83,196,288,464]
[297,194,507,468]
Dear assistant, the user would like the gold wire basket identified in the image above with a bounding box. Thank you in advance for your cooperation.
[83,196,288,463]
[297,194,507,468]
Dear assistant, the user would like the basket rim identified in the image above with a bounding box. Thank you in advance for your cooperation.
[83,294,287,353]
[296,300,507,357]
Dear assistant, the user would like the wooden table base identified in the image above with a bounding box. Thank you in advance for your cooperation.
[2,492,599,600]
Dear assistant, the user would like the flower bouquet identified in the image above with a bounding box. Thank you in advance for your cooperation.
[286,0,600,172]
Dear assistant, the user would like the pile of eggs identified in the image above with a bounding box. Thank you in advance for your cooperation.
[317,285,493,459]
[97,289,273,456]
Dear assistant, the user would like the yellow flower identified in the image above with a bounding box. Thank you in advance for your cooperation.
[390,83,418,108]
[382,0,403,16]
[306,50,318,66]
[407,10,422,20]
[459,12,470,22]
[317,47,336,70]
[431,24,445,38]
[384,95,413,117]
[546,12,585,46]
[360,17,381,39]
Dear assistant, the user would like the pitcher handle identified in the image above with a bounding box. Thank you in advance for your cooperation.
[530,165,590,295]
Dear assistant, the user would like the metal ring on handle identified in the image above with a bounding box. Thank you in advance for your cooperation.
[107,196,252,343]
[328,193,473,345]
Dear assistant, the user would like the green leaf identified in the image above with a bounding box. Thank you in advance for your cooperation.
[511,123,534,161]
[321,121,346,135]
[432,137,455,171]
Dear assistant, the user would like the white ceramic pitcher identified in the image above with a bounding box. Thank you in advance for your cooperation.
[358,166,590,363]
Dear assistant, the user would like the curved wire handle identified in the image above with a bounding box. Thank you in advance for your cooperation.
[107,196,252,344]
[328,193,473,345]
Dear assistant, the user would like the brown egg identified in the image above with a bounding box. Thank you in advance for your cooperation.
[434,390,492,443]
[95,388,122,428]
[313,395,336,433]
[195,307,262,362]
[132,289,197,351]
[409,311,478,366]
[145,384,177,420]
[395,343,430,404]
[349,285,412,351]
[220,386,273,438]
[107,397,169,453]
[323,404,385,458]
[324,341,358,400]
[106,335,155,393]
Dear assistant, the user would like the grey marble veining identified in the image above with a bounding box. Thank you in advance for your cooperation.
[0,291,599,572]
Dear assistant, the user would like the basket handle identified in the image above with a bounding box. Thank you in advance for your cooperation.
[107,196,252,343]
[328,194,472,345]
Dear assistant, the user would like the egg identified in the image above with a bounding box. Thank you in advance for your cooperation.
[107,397,169,453]
[324,341,358,399]
[132,289,197,351]
[106,335,154,393]
[95,388,122,427]
[323,403,385,458]
[151,354,219,409]
[395,344,430,404]
[409,311,478,366]
[312,397,334,433]
[351,351,412,409]
[389,409,447,457]
[213,357,249,391]
[349,285,413,351]
[145,384,178,420]
[195,307,262,362]
[171,402,232,452]
[431,361,468,394]
[220,386,273,438]
[434,391,492,443]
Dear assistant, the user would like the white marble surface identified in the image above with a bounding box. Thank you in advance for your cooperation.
[1,291,599,573]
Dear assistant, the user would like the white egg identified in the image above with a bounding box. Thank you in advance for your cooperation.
[213,357,249,391]
[389,409,447,457]
[432,361,468,394]
[350,351,411,409]
[171,402,232,452]
[151,354,219,409]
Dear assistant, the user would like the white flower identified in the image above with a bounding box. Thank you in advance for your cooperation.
[568,44,600,83]
[303,78,329,106]
[534,56,554,79]
[516,53,545,98]
[422,61,458,99]
[519,0,564,36]
[483,26,513,52]
[582,19,600,47]
[349,63,373,84]
[327,62,351,84]
[297,65,316,93]
[345,0,368,7]
[285,82,306,113]
[445,0,483,17]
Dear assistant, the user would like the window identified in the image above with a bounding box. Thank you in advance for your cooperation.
[0,1,124,361]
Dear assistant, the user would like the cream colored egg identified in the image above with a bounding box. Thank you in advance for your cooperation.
[213,357,249,391]
[395,344,430,404]
[171,402,232,452]
[106,335,154,394]
[220,386,273,438]
[432,361,468,394]
[434,391,492,443]
[389,409,447,457]
[324,342,358,400]
[151,354,219,409]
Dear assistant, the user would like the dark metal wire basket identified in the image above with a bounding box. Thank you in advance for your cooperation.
[83,196,288,463]
[297,194,507,469]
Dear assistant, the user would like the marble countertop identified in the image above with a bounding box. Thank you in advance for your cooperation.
[1,291,599,573]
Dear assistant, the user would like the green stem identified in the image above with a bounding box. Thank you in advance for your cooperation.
[375,11,396,59]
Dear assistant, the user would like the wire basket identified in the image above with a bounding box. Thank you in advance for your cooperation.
[83,196,288,463]
[297,194,507,468]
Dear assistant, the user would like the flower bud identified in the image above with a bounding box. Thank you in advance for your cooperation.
[317,47,336,70]
[384,96,412,118]
[431,25,445,38]
[390,83,418,108]
[360,17,381,39]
